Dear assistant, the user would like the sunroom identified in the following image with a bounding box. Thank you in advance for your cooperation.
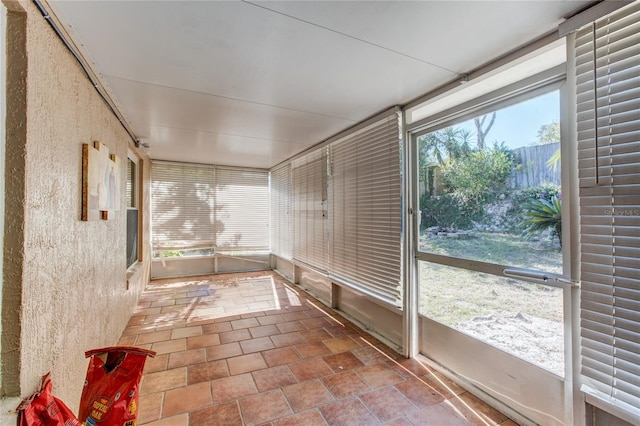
[1,1,638,425]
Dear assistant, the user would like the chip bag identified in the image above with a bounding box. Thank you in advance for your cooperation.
[17,372,81,426]
[78,346,155,426]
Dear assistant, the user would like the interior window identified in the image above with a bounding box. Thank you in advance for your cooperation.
[126,157,139,268]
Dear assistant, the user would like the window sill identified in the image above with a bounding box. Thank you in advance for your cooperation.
[126,261,143,290]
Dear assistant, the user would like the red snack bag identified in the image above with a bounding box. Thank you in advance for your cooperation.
[78,346,155,426]
[17,372,81,426]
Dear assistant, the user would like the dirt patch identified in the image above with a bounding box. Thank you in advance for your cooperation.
[456,312,564,376]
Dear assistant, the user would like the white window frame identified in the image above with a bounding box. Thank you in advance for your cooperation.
[126,151,141,269]
[405,43,580,425]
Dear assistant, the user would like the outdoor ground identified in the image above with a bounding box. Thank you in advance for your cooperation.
[418,232,565,376]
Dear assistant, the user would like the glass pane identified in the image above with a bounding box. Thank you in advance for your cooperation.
[126,209,138,267]
[419,261,564,376]
[152,243,215,259]
[418,90,562,273]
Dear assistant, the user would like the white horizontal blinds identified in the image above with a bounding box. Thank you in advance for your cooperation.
[576,2,640,416]
[126,159,135,208]
[329,112,403,306]
[270,163,292,259]
[330,133,358,287]
[216,168,269,250]
[151,163,215,244]
[292,149,328,271]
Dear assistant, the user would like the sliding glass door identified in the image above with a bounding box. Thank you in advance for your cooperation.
[418,89,566,372]
[412,81,577,425]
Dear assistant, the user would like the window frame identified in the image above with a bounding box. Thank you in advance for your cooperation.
[411,75,568,280]
[126,150,142,269]
[405,44,581,426]
[150,161,270,259]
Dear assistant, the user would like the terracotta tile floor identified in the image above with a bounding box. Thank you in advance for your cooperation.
[120,271,517,426]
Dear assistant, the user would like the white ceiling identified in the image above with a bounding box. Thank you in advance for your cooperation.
[49,0,591,169]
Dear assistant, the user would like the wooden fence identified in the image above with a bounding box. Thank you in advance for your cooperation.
[508,142,560,189]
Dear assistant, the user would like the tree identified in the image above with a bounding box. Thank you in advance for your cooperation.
[536,121,560,145]
[474,112,496,150]
[424,146,514,229]
[440,147,514,200]
[536,121,561,171]
[418,127,473,196]
[419,127,472,165]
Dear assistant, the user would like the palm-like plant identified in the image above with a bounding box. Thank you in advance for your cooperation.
[546,148,561,172]
[419,127,473,165]
[521,196,562,247]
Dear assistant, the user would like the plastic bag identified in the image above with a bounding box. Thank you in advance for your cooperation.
[17,372,81,426]
[78,346,155,426]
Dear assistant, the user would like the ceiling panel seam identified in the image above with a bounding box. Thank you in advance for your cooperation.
[242,0,460,76]
[106,75,359,123]
[146,123,303,145]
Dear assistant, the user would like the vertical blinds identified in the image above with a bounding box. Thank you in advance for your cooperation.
[329,113,402,306]
[151,162,269,250]
[270,163,292,259]
[292,149,328,271]
[576,1,640,417]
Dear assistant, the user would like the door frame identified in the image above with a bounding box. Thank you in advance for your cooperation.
[404,64,580,425]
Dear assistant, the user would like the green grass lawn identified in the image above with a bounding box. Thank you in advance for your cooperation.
[418,231,563,325]
[419,231,562,273]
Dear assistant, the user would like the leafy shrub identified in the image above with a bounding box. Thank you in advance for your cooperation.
[517,183,561,202]
[498,183,560,231]
[161,250,184,258]
[440,147,514,199]
[421,147,514,230]
[421,192,483,229]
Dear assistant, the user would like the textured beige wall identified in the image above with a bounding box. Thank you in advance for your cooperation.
[2,0,27,398]
[2,0,151,412]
